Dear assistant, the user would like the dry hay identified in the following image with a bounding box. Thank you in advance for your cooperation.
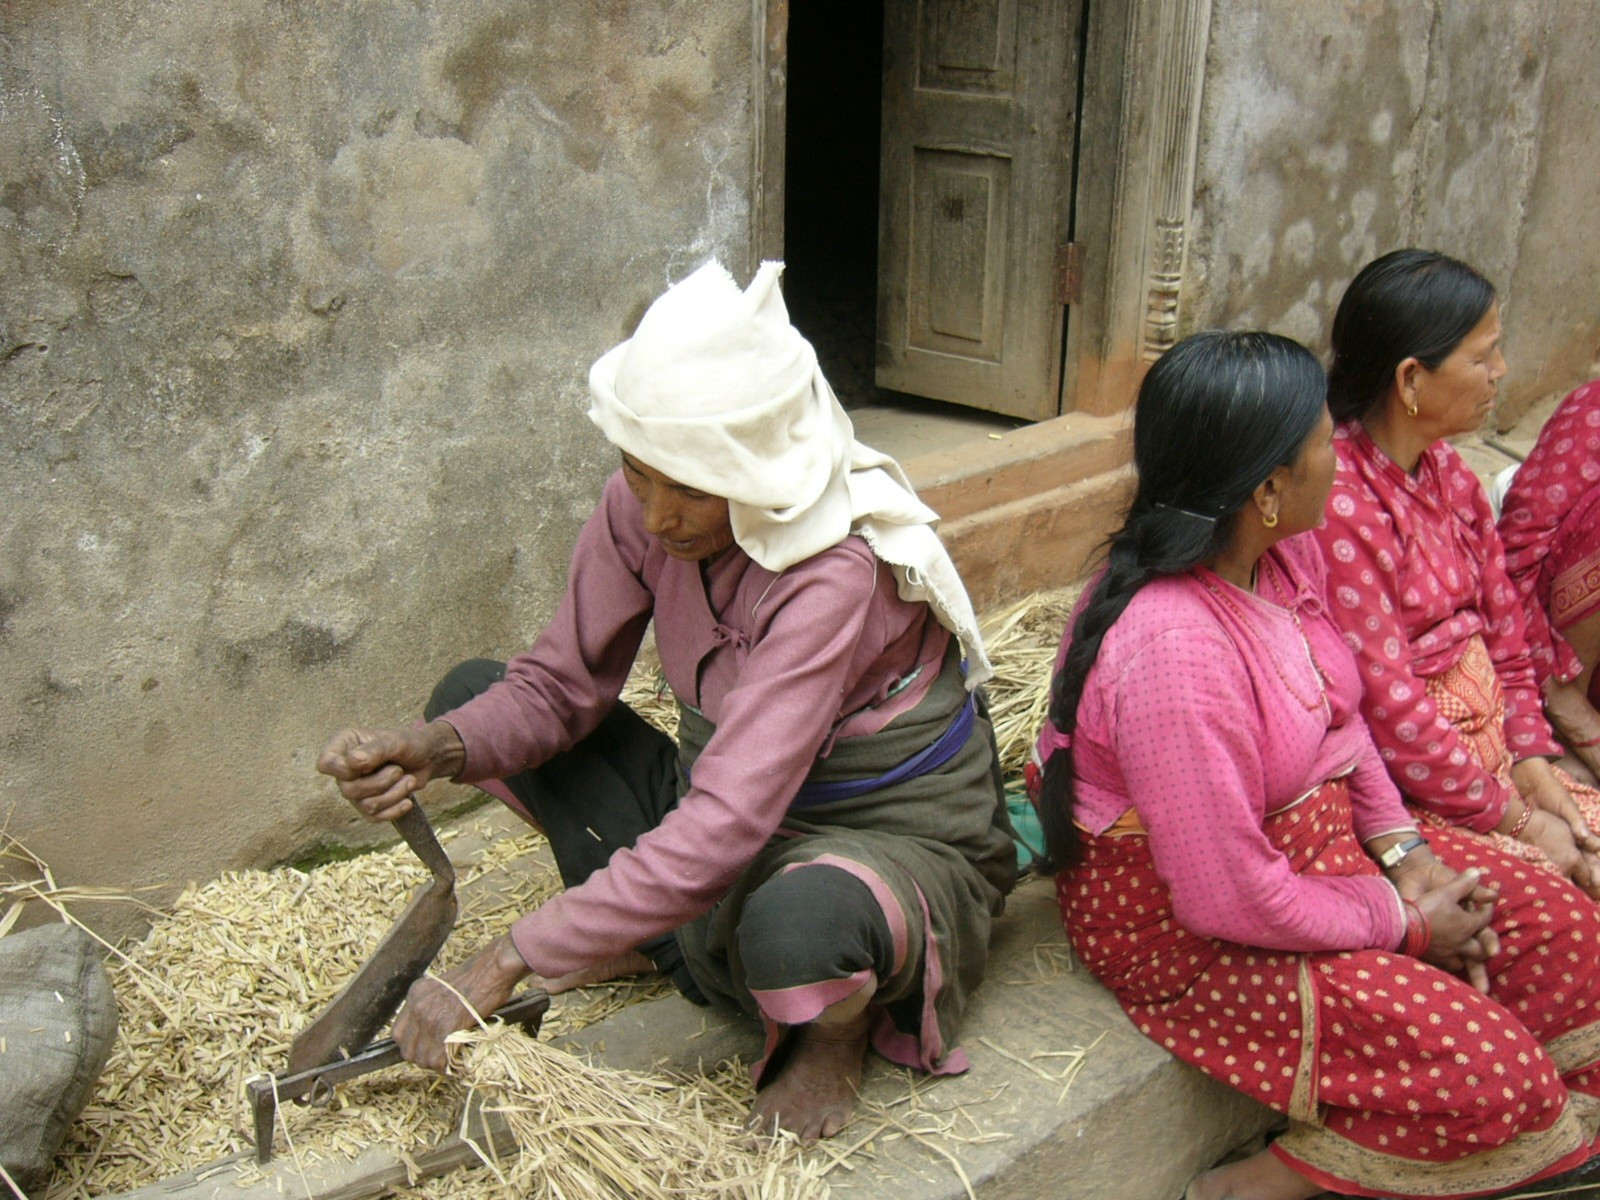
[18,820,581,1199]
[975,587,1081,782]
[619,639,679,740]
[417,1023,830,1200]
[4,811,815,1200]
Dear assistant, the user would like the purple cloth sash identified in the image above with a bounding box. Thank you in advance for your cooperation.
[789,694,977,809]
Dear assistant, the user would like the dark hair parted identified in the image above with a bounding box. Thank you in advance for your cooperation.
[1034,331,1327,874]
[1326,249,1496,425]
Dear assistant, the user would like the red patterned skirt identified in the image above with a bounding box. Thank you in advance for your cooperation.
[1058,777,1600,1197]
[1423,635,1600,872]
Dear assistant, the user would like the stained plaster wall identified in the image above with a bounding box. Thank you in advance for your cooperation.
[1186,0,1600,423]
[0,2,753,938]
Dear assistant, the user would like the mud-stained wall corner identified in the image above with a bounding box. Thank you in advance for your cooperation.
[0,1,754,940]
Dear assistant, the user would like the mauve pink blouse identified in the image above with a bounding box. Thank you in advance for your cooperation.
[442,471,951,979]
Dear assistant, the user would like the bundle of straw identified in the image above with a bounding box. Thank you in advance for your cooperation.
[442,1023,829,1200]
[25,821,569,1198]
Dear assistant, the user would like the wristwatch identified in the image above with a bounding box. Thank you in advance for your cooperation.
[1377,834,1427,870]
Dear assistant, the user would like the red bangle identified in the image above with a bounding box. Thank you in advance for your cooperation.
[1507,804,1534,839]
[1572,733,1600,749]
[1401,900,1431,958]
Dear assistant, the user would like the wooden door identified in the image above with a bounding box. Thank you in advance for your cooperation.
[876,0,1081,420]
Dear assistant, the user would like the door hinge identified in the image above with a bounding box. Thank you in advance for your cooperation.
[1056,242,1083,306]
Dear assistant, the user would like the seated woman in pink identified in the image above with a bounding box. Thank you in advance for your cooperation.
[1315,249,1600,895]
[1032,330,1600,1199]
[1498,378,1600,781]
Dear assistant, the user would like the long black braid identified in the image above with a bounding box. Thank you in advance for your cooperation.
[1034,331,1327,874]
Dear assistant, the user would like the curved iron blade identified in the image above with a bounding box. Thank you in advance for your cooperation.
[287,805,458,1074]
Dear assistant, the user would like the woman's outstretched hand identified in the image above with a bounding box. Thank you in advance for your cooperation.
[316,721,467,821]
[392,935,532,1073]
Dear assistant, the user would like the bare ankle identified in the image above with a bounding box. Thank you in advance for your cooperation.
[1186,1150,1321,1200]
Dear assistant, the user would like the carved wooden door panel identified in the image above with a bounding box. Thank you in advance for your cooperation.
[876,0,1081,420]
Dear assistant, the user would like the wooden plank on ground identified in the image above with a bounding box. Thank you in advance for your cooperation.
[106,1110,513,1200]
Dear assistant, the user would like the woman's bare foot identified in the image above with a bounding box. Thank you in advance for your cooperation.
[746,977,877,1141]
[540,949,656,995]
[1185,1149,1324,1200]
[746,1014,870,1140]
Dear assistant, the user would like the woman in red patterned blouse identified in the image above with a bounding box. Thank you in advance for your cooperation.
[1314,249,1600,898]
[1498,378,1600,780]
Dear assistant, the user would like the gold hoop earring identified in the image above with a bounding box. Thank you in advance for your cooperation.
[1263,511,1279,529]
[1406,400,1419,417]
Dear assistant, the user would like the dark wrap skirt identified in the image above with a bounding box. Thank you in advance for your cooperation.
[673,644,1017,1078]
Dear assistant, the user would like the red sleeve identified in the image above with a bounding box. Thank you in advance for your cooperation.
[1448,459,1563,761]
[1314,474,1514,833]
[1498,391,1596,689]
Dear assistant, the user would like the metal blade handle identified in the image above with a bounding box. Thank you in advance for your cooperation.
[394,801,453,884]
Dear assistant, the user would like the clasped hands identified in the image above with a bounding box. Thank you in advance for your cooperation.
[1508,756,1600,899]
[1381,845,1498,994]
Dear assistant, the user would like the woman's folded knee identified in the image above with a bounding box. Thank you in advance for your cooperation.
[737,864,894,991]
[423,658,506,721]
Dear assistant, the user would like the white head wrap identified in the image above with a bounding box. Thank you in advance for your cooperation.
[587,260,993,687]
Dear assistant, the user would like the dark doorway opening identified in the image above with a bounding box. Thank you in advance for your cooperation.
[782,0,885,410]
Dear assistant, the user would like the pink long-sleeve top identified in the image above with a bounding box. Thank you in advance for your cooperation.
[1313,423,1563,833]
[1034,533,1410,952]
[1497,380,1600,688]
[441,471,951,979]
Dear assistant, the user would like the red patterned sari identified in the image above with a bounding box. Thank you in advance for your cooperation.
[1422,635,1600,871]
[1059,776,1600,1197]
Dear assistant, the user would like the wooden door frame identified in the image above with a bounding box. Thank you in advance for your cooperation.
[1065,0,1213,417]
[750,0,787,268]
[749,0,1214,421]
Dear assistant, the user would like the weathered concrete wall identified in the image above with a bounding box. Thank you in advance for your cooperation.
[1186,0,1600,423]
[0,1,753,936]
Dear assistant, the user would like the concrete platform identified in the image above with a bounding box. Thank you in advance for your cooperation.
[560,875,1275,1200]
[428,806,1278,1198]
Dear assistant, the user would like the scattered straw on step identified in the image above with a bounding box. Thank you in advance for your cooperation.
[975,587,1082,782]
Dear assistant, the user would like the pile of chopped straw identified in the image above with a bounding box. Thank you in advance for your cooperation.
[5,821,648,1199]
[3,588,1079,1200]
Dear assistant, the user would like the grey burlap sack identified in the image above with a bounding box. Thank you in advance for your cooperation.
[0,924,119,1195]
